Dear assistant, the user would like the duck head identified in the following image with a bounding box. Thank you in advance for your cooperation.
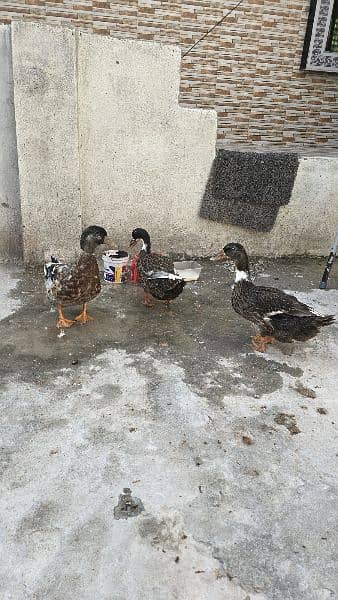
[129,228,151,253]
[211,242,250,282]
[80,225,114,254]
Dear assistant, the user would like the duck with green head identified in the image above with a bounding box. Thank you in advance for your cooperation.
[44,225,115,328]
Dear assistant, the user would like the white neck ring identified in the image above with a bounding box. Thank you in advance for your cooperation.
[235,269,249,282]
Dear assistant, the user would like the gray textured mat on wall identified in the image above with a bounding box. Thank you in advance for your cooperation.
[200,150,299,232]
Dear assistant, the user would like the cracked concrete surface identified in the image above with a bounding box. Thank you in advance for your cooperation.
[0,258,337,600]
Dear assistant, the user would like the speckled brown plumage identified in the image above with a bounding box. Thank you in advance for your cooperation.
[44,225,109,328]
[231,279,334,342]
[219,242,335,349]
[130,228,186,304]
[137,252,185,301]
[50,253,101,306]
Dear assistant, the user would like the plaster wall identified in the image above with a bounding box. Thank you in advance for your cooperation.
[2,22,337,262]
[11,22,81,263]
[0,24,22,261]
[198,155,338,257]
[78,32,217,255]
[77,30,338,258]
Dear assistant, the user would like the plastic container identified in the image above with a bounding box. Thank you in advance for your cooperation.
[103,250,129,283]
[173,261,202,282]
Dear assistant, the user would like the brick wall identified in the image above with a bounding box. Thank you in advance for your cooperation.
[1,0,337,150]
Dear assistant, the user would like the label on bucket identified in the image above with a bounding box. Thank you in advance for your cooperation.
[103,250,129,283]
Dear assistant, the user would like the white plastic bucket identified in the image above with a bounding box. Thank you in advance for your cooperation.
[103,250,129,283]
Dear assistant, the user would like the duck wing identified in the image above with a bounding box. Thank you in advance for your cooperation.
[241,283,335,341]
[44,257,68,301]
[138,254,178,283]
[137,253,185,300]
[250,284,316,319]
[44,254,101,305]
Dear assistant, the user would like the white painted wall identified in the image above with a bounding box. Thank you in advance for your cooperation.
[1,22,337,262]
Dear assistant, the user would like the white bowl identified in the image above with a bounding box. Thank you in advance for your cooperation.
[174,261,202,282]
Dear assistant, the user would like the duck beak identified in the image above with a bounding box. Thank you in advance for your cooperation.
[210,249,226,262]
[129,239,137,247]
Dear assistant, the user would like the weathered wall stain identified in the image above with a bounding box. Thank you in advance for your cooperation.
[17,65,49,96]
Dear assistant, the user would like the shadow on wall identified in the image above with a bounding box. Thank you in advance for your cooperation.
[200,150,299,232]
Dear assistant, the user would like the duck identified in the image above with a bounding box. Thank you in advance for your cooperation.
[129,228,186,307]
[213,242,335,352]
[44,225,114,328]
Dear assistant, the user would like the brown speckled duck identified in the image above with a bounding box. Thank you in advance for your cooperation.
[44,225,114,328]
[213,242,335,352]
[129,228,186,307]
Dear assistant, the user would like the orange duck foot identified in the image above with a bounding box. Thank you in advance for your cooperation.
[143,292,155,308]
[57,304,75,328]
[251,335,275,352]
[57,316,75,329]
[75,303,94,324]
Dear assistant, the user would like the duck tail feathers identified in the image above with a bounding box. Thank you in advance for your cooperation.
[316,314,335,327]
[271,313,335,342]
[44,256,61,281]
[292,314,335,341]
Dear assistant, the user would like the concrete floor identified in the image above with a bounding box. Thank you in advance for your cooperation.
[0,257,337,600]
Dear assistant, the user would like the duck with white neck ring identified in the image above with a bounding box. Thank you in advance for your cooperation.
[212,242,335,352]
[129,228,186,308]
